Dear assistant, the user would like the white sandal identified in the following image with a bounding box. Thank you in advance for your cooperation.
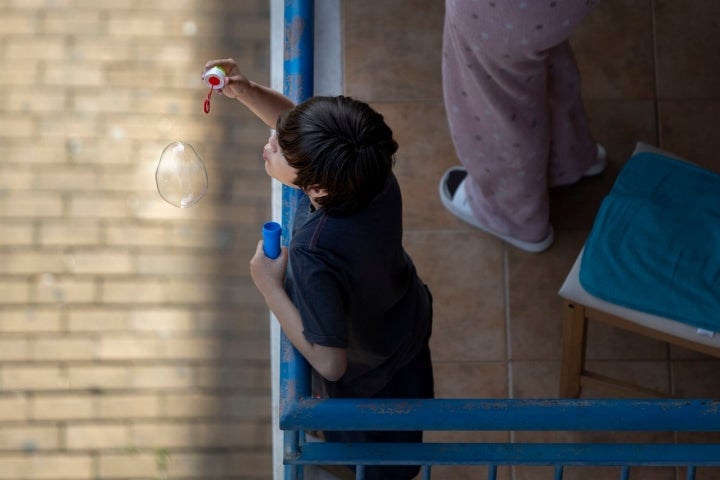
[583,144,607,177]
[439,167,554,253]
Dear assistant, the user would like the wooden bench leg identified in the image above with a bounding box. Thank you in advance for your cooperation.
[559,301,588,398]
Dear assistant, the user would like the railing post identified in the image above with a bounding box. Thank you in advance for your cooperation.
[280,1,314,479]
[281,0,314,235]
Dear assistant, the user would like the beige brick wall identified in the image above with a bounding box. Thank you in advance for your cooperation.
[0,1,274,479]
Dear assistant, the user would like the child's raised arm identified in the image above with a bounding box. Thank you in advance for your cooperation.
[202,58,295,128]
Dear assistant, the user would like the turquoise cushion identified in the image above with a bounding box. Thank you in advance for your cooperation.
[579,152,720,332]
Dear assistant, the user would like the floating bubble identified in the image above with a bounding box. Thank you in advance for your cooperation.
[156,141,208,208]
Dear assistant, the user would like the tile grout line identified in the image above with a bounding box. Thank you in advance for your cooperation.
[503,247,514,400]
[503,247,518,480]
[650,0,662,148]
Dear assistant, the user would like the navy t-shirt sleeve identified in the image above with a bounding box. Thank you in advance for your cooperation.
[289,245,348,349]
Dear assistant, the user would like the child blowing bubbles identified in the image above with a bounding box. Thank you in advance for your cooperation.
[202,59,434,480]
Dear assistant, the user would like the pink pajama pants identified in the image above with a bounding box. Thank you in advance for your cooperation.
[443,0,599,242]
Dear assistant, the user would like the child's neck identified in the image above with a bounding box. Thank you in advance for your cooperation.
[309,197,321,212]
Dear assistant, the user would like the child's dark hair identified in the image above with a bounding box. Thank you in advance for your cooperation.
[276,96,398,216]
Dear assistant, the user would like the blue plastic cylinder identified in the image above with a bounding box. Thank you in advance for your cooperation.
[262,221,282,259]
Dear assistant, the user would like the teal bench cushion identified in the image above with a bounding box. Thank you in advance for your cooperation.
[579,151,720,332]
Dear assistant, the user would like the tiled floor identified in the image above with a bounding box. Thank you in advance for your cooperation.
[340,1,720,479]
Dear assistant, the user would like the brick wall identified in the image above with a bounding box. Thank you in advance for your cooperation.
[0,1,274,479]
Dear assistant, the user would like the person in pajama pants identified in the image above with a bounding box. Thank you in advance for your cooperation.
[439,0,605,253]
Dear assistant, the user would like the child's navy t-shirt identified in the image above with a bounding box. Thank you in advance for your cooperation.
[284,173,432,398]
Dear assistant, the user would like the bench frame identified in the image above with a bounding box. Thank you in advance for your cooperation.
[559,300,720,398]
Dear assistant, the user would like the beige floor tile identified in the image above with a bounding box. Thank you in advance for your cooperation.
[374,101,460,230]
[432,361,508,399]
[344,0,444,101]
[583,360,672,397]
[511,361,562,398]
[659,101,720,172]
[671,360,720,397]
[571,0,656,100]
[584,99,659,160]
[506,235,584,362]
[404,231,507,363]
[584,321,670,361]
[670,345,720,361]
[654,0,720,99]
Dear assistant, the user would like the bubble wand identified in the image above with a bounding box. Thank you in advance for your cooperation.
[202,66,226,114]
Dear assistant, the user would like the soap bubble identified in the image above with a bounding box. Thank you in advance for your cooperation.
[156,141,208,208]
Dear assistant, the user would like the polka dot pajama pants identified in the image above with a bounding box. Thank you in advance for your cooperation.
[443,0,600,242]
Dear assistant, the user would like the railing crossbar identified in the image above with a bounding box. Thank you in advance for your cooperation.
[285,442,720,467]
[280,397,720,432]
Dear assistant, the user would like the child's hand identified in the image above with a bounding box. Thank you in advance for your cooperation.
[249,240,288,299]
[201,58,251,99]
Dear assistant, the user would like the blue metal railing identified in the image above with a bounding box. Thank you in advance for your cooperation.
[279,341,720,479]
[278,2,720,479]
[280,0,312,243]
[280,3,313,474]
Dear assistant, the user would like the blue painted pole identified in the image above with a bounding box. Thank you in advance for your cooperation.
[281,0,314,246]
[619,466,630,480]
[488,464,497,480]
[280,2,313,479]
[279,0,313,403]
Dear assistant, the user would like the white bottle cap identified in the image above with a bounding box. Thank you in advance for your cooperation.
[203,66,226,89]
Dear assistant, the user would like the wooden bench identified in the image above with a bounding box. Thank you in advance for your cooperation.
[558,143,720,398]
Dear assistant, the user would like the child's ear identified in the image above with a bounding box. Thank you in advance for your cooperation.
[306,185,328,199]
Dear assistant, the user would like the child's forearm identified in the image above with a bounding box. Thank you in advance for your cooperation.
[236,80,295,129]
[262,288,347,381]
